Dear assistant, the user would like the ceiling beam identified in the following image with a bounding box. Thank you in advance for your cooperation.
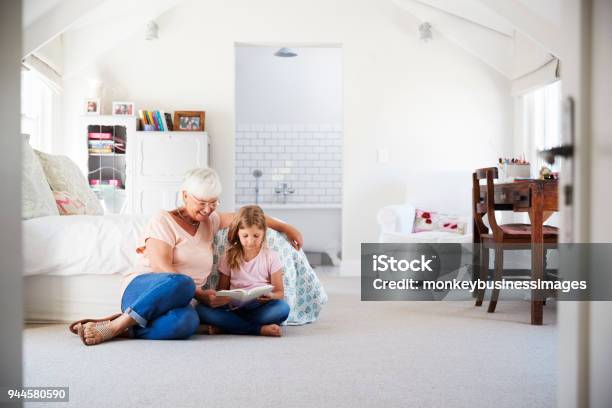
[406,0,513,38]
[476,0,562,57]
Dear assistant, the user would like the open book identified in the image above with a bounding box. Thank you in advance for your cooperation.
[216,285,274,306]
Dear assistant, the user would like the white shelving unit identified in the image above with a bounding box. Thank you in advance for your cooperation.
[83,115,136,214]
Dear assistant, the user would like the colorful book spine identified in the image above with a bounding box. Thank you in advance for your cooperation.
[151,111,161,131]
[155,111,165,131]
[138,110,149,126]
[145,111,156,129]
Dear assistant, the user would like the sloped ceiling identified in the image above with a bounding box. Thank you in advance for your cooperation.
[23,0,65,27]
[516,0,561,27]
[393,0,515,77]
[22,0,181,76]
[393,0,560,79]
[24,0,560,81]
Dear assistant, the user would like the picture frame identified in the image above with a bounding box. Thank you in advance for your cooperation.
[84,99,101,115]
[112,101,135,116]
[174,111,205,131]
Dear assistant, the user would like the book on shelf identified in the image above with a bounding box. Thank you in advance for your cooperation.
[151,112,160,130]
[88,140,114,147]
[138,110,149,126]
[88,132,113,140]
[145,111,156,128]
[88,149,113,154]
[164,112,174,130]
[155,111,165,131]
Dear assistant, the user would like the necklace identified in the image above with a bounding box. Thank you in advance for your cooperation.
[177,207,199,226]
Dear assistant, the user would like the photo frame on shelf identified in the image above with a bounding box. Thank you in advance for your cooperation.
[84,99,101,115]
[174,111,205,131]
[112,101,135,116]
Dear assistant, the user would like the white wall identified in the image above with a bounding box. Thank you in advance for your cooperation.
[59,0,513,272]
[236,46,342,125]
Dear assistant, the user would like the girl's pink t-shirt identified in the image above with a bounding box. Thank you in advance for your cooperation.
[218,247,283,290]
[122,210,220,293]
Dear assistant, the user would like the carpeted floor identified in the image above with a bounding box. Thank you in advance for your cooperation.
[23,275,557,408]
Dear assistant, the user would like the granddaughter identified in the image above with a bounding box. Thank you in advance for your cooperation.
[196,205,290,337]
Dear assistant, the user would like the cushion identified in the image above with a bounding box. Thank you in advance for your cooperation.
[21,135,59,219]
[500,223,559,237]
[53,191,87,215]
[35,150,104,215]
[413,208,466,235]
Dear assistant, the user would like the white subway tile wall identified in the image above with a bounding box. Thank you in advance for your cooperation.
[235,124,343,205]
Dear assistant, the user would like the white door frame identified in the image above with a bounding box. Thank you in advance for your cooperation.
[0,0,24,402]
[558,1,612,407]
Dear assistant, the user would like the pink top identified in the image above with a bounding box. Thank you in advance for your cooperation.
[122,210,221,292]
[218,247,283,290]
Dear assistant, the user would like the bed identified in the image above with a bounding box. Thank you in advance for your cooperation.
[23,214,328,325]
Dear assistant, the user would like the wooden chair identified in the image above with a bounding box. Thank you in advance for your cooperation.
[472,167,559,313]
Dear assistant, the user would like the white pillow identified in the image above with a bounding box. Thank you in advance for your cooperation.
[35,150,104,215]
[22,136,59,219]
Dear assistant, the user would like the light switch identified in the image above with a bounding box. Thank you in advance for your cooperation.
[377,148,389,164]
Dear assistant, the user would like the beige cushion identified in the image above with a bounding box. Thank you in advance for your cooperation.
[22,136,59,219]
[35,150,103,215]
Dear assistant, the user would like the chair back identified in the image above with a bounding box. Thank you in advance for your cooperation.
[472,167,503,240]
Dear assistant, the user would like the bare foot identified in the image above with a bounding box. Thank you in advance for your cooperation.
[81,321,120,345]
[80,315,134,346]
[198,324,224,335]
[260,324,282,337]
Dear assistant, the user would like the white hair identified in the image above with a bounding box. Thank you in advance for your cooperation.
[180,167,222,199]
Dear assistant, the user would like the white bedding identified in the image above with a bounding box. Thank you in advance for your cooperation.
[23,214,149,277]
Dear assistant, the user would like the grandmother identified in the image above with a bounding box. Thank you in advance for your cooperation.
[70,168,303,345]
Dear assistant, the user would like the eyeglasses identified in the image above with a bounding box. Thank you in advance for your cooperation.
[188,194,220,210]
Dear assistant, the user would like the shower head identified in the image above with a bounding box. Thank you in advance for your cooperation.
[252,169,263,178]
[274,47,298,57]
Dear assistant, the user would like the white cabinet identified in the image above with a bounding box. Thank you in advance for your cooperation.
[126,131,209,214]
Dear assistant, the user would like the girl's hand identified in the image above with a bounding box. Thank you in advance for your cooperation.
[256,294,273,303]
[209,295,232,308]
[257,292,281,302]
[197,288,230,308]
[196,288,215,305]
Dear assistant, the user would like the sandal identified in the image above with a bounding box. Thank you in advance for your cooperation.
[77,321,116,346]
[68,313,122,335]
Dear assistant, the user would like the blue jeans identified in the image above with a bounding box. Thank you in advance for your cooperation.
[196,300,290,335]
[121,273,200,340]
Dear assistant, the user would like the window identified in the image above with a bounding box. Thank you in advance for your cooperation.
[521,80,562,174]
[21,69,56,152]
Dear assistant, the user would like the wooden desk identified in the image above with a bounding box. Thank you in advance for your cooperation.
[473,179,559,325]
